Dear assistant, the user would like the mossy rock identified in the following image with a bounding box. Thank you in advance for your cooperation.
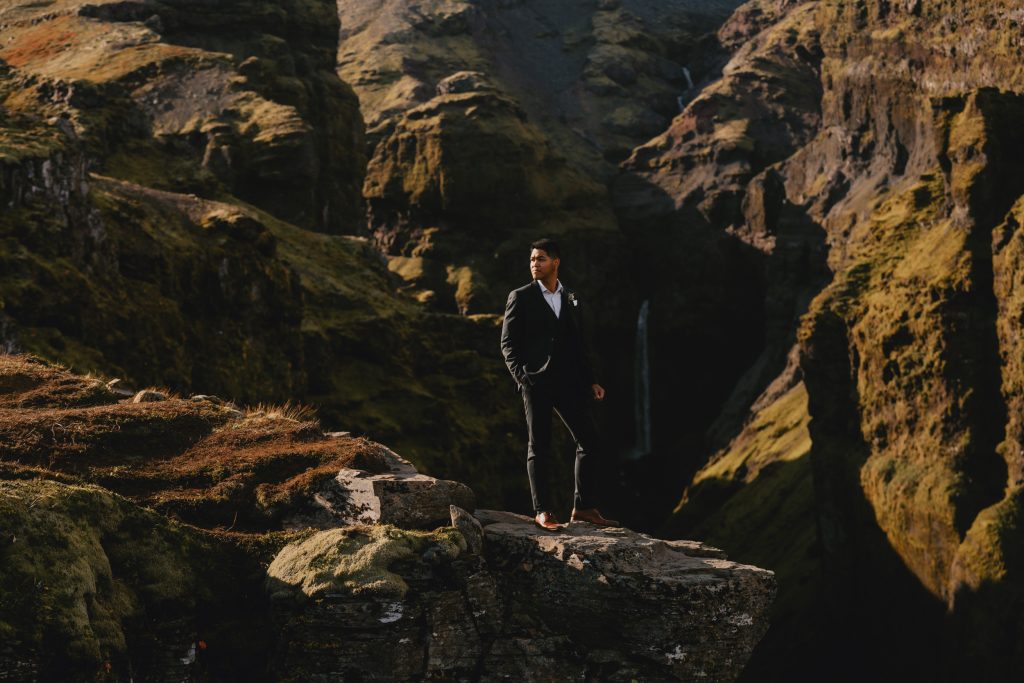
[266,524,466,601]
[0,480,210,678]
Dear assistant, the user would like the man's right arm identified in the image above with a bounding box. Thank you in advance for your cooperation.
[500,290,531,389]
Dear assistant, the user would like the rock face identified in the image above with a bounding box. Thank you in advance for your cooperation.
[363,69,615,313]
[0,355,774,681]
[269,510,774,682]
[0,0,366,232]
[658,0,1024,680]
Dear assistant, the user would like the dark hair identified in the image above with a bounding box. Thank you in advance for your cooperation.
[529,238,561,259]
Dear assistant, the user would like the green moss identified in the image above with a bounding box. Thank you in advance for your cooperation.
[100,139,222,195]
[693,383,811,486]
[666,382,816,616]
[798,156,1013,600]
[711,118,756,152]
[951,487,1024,593]
[0,124,63,164]
[388,255,426,282]
[266,524,466,600]
[0,480,208,672]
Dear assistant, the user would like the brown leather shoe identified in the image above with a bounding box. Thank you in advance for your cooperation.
[570,508,621,527]
[534,511,562,531]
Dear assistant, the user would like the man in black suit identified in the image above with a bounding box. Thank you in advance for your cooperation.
[500,238,619,531]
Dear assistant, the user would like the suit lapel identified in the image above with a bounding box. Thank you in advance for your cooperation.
[562,288,580,330]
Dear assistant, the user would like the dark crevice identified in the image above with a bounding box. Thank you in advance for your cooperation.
[798,308,948,682]
[946,90,1024,536]
[461,575,495,682]
[951,223,1010,537]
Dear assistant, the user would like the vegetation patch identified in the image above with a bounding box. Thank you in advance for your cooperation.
[266,524,466,601]
[0,479,208,677]
[0,354,394,531]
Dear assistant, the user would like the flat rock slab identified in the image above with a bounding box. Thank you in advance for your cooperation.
[285,447,476,530]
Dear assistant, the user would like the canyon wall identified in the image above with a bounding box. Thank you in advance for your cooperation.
[661,0,1024,679]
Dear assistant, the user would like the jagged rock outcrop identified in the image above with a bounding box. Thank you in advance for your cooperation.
[0,355,775,682]
[268,510,774,682]
[364,69,616,313]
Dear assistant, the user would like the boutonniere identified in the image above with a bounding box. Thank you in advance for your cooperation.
[568,292,578,307]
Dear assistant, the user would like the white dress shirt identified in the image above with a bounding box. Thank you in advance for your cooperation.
[538,279,563,318]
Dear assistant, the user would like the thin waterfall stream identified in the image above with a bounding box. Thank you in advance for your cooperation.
[630,299,652,459]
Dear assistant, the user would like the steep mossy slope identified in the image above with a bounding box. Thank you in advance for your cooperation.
[664,0,1024,680]
[662,381,820,677]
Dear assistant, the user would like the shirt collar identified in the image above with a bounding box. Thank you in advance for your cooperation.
[537,279,563,295]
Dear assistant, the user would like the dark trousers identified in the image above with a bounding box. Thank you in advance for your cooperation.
[521,370,602,514]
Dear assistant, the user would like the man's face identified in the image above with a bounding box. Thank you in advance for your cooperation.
[530,248,559,280]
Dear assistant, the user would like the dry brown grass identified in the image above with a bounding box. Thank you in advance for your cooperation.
[243,400,318,423]
[0,354,117,409]
[0,354,388,532]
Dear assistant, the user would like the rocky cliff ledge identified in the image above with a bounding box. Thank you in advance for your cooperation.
[270,509,773,682]
[0,354,774,682]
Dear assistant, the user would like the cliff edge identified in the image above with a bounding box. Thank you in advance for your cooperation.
[0,354,774,682]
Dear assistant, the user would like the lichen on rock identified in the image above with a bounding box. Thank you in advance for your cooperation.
[266,524,466,601]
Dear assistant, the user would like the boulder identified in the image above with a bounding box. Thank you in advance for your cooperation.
[131,389,168,403]
[436,70,495,96]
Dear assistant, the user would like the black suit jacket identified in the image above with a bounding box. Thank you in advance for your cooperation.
[500,281,597,392]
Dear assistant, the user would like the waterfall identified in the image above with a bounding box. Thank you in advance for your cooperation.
[0,313,17,354]
[677,67,696,112]
[630,300,652,459]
